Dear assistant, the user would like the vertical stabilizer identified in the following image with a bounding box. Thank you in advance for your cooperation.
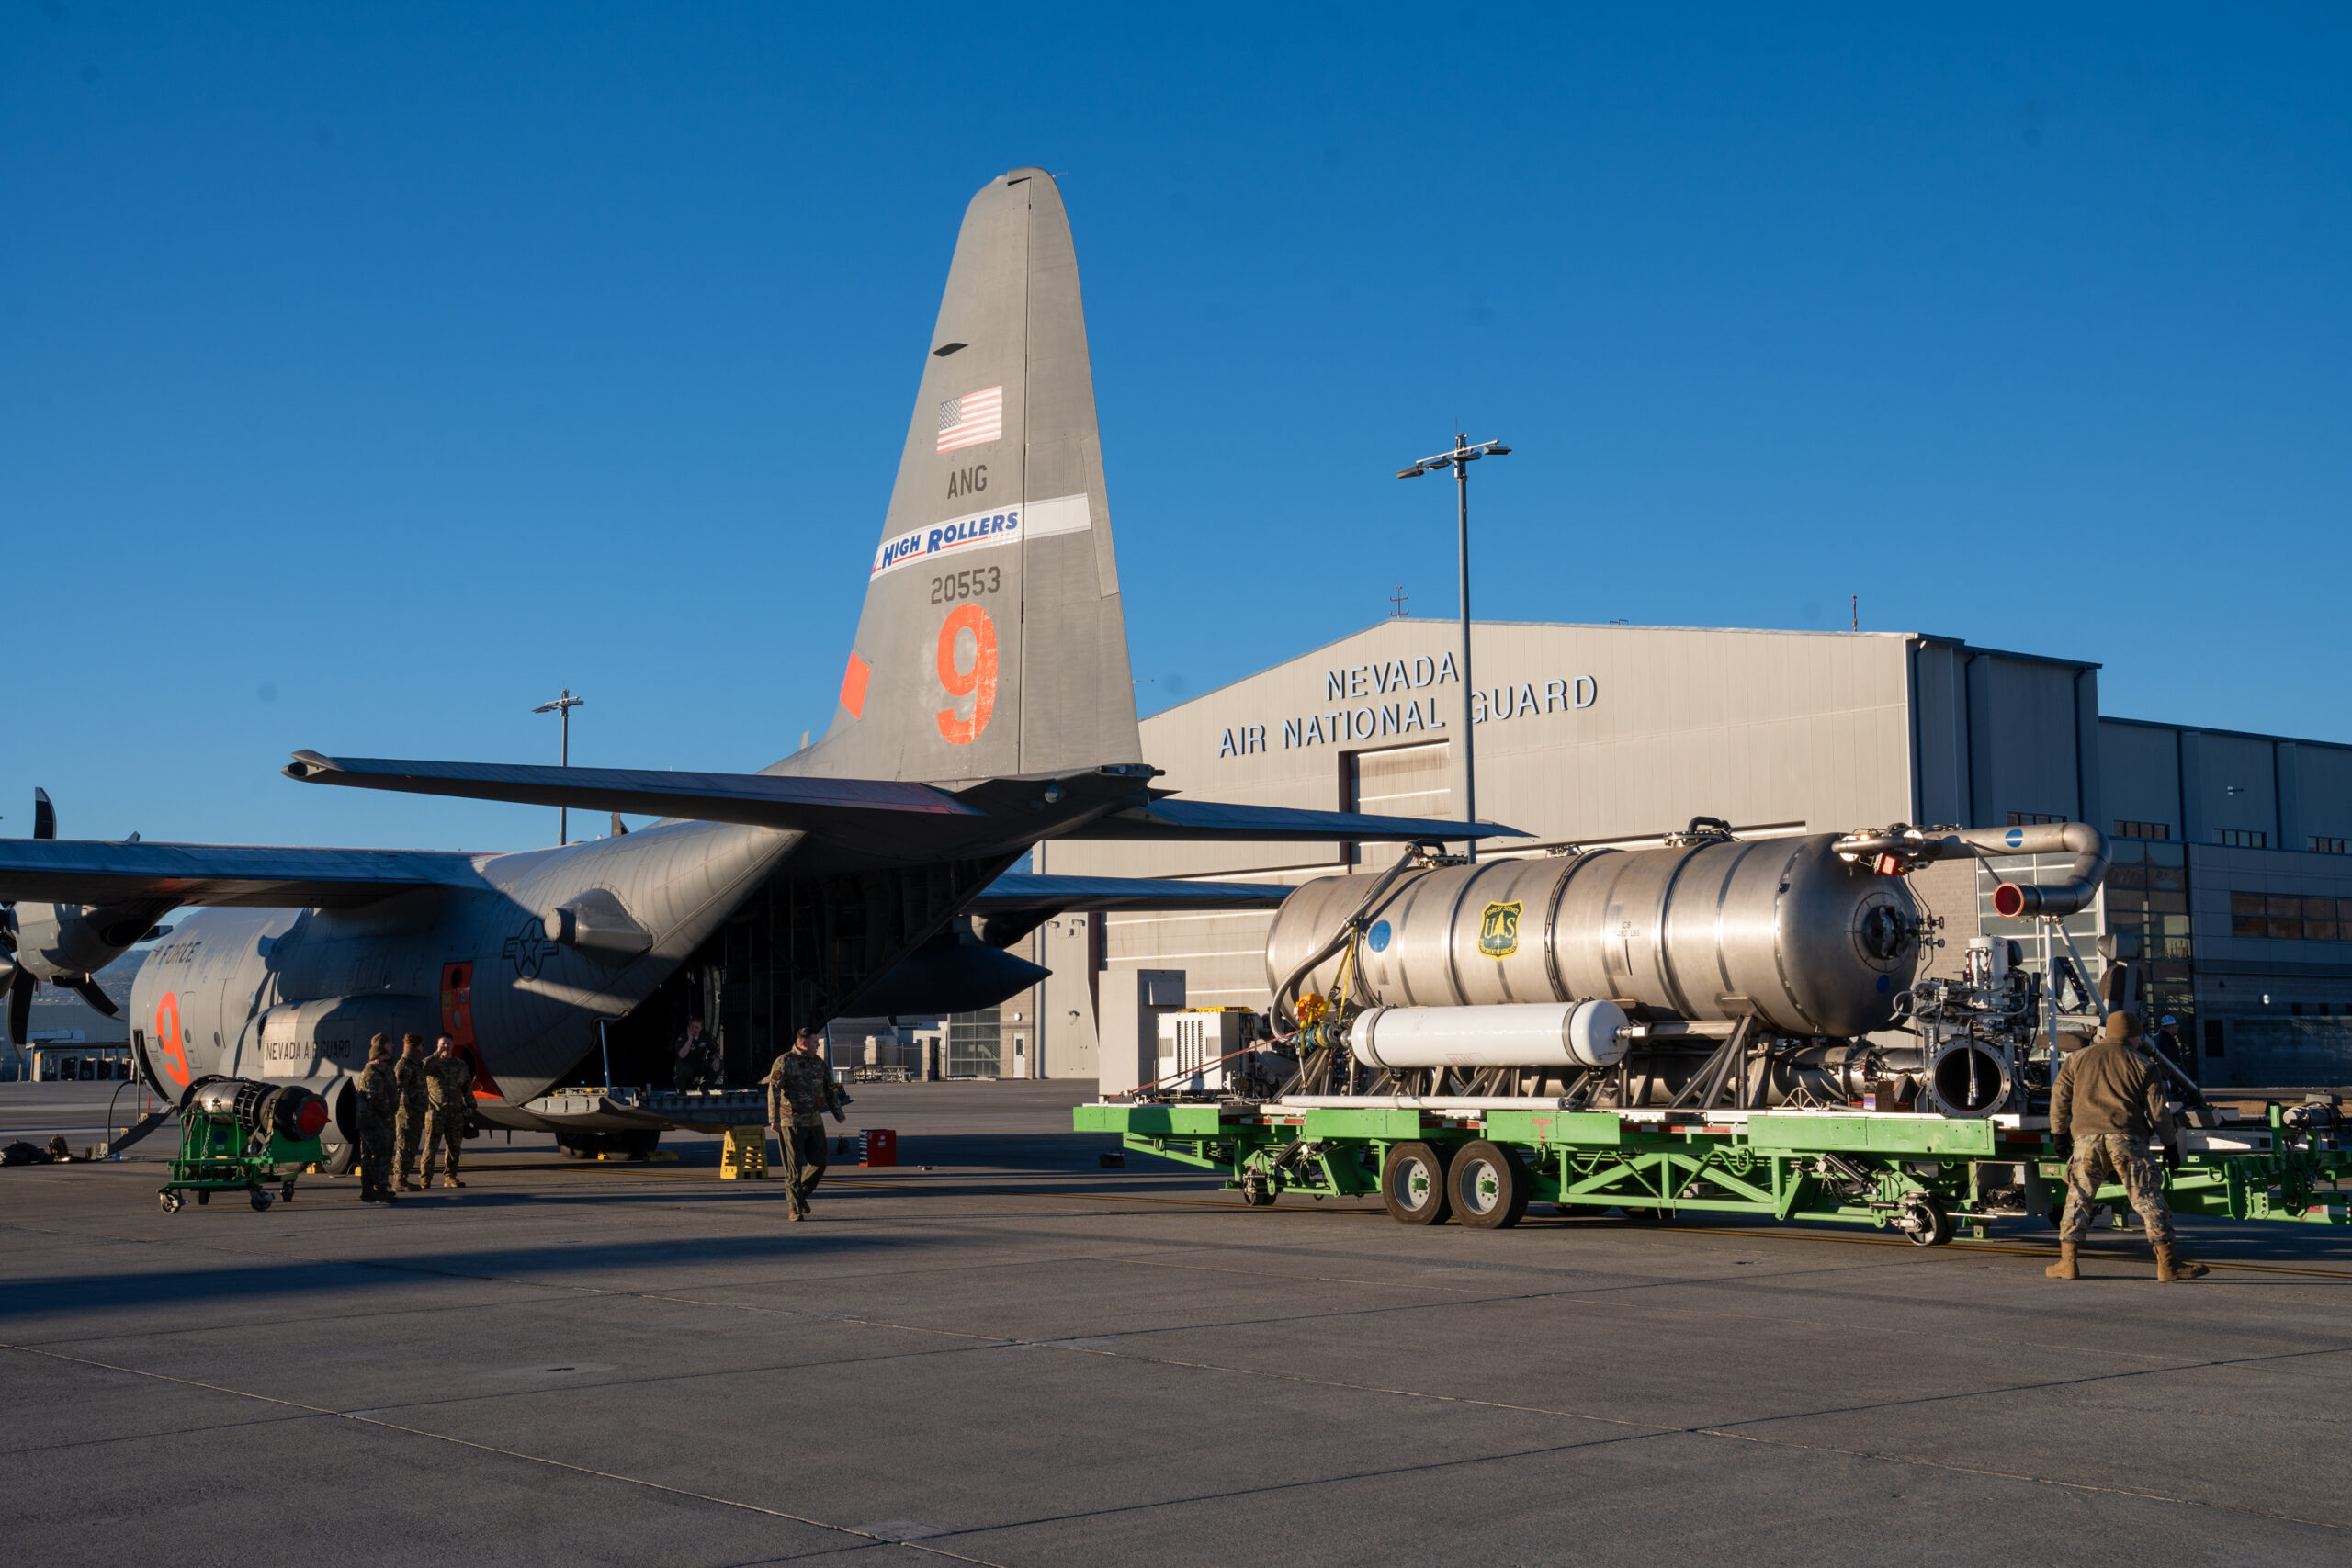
[779,169,1141,784]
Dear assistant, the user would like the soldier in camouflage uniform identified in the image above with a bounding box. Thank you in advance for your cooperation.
[353,1037,401,1204]
[764,1027,845,1220]
[423,1035,474,1189]
[393,1033,430,1191]
[2049,1010,2206,1281]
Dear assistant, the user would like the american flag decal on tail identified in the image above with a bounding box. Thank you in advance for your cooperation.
[936,386,1003,453]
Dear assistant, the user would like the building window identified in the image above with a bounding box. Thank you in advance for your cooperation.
[2312,836,2350,855]
[2007,812,2064,826]
[2214,829,2267,849]
[2114,820,2171,840]
[944,1009,1002,1077]
[2230,892,2347,941]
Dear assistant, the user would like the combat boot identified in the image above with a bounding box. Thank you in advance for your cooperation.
[443,1176,465,1189]
[2154,1242,2207,1281]
[2045,1242,2079,1280]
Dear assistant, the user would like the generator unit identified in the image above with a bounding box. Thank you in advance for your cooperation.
[1156,1009,1289,1098]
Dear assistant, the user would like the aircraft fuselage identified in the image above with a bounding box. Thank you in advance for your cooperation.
[128,818,798,1129]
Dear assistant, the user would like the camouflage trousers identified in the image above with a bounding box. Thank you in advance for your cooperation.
[395,1108,426,1182]
[776,1125,828,1214]
[423,1108,465,1181]
[357,1121,394,1191]
[2059,1133,2175,1246]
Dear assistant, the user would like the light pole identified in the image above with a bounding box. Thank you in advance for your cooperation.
[1396,434,1510,861]
[531,688,586,845]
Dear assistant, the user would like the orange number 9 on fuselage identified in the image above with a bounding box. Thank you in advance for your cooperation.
[934,604,998,745]
[153,991,189,1088]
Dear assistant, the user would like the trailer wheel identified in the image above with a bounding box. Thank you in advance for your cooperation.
[1240,1171,1277,1207]
[1381,1142,1452,1226]
[196,1189,210,1206]
[1450,1141,1529,1230]
[1901,1195,1954,1247]
[157,1190,181,1214]
[248,1185,274,1213]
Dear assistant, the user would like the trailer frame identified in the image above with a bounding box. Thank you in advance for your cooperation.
[1075,1100,2352,1239]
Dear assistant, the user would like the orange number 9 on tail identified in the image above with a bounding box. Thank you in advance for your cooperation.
[935,604,998,745]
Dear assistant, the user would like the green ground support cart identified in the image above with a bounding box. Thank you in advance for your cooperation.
[157,1077,331,1215]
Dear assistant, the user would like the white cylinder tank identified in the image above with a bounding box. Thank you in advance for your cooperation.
[1348,1000,1631,1072]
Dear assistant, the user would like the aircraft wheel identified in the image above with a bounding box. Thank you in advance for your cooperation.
[1449,1140,1529,1230]
[557,1135,601,1160]
[1380,1141,1452,1226]
[249,1185,274,1213]
[606,1129,660,1161]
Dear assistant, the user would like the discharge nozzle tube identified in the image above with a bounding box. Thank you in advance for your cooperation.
[1837,821,2109,919]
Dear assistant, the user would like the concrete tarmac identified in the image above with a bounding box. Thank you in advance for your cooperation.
[5,1078,2352,1565]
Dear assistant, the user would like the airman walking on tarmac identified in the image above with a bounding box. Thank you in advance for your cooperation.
[353,1035,401,1204]
[2048,1010,2207,1282]
[393,1033,429,1191]
[423,1035,473,1189]
[765,1027,846,1221]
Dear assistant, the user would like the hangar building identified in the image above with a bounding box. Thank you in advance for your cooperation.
[983,619,2352,1091]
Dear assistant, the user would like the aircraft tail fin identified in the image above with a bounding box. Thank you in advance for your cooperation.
[778,169,1141,785]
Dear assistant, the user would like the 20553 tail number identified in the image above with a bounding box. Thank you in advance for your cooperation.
[930,566,1001,604]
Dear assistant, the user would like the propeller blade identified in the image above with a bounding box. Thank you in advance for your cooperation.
[70,977,119,1018]
[7,970,33,1049]
[32,787,54,840]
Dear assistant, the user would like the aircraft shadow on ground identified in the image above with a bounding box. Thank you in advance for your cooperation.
[0,1224,927,1323]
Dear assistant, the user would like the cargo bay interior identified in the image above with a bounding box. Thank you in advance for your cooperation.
[969,620,2352,1091]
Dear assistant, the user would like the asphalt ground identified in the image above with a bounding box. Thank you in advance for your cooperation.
[6,1080,2352,1566]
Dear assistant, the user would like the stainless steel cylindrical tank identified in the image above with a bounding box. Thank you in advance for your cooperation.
[1264,835,1922,1039]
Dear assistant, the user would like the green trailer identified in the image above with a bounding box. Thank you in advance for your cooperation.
[1075,1100,2352,1242]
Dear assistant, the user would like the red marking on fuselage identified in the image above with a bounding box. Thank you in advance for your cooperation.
[153,992,189,1089]
[440,960,503,1098]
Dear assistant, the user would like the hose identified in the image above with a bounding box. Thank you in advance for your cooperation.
[1270,844,1440,1031]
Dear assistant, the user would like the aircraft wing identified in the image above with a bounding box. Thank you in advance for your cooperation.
[282,752,1525,852]
[285,752,978,829]
[0,840,487,908]
[1057,796,1529,842]
[969,872,1295,913]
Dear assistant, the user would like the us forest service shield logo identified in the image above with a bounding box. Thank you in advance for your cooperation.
[1479,900,1522,959]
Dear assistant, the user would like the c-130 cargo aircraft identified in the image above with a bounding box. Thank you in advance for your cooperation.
[0,169,1519,1163]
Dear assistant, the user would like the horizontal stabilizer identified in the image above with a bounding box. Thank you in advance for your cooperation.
[285,752,978,832]
[970,872,1295,913]
[1062,797,1528,843]
[0,839,485,908]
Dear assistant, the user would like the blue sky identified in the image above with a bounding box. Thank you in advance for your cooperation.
[5,4,2346,852]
